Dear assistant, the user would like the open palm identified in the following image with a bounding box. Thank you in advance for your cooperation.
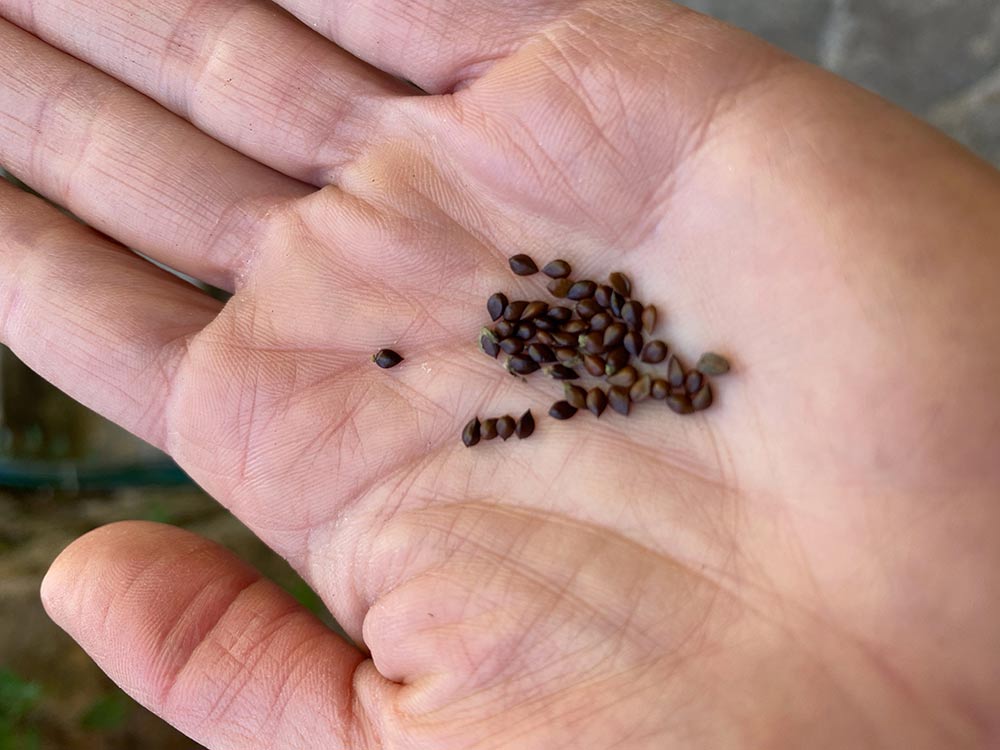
[2,0,999,747]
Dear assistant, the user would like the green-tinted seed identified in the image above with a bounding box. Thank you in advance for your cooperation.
[589,312,612,332]
[549,401,578,420]
[481,418,498,440]
[621,301,643,331]
[630,375,652,403]
[567,280,597,300]
[462,417,481,447]
[580,331,605,355]
[685,371,704,395]
[691,382,713,411]
[623,331,643,357]
[487,293,508,321]
[641,304,657,334]
[521,301,548,320]
[504,300,528,321]
[545,364,580,380]
[603,323,626,350]
[547,278,573,298]
[696,352,731,376]
[666,394,695,415]
[640,340,668,364]
[507,355,540,375]
[516,410,536,438]
[556,347,580,365]
[604,347,630,376]
[496,415,516,440]
[499,338,523,355]
[542,259,572,278]
[583,354,606,377]
[576,298,602,319]
[608,386,631,416]
[609,272,631,297]
[667,355,685,388]
[564,320,589,335]
[373,349,404,369]
[527,343,557,363]
[651,379,670,400]
[564,383,588,409]
[509,254,538,276]
[607,366,638,388]
[594,285,613,308]
[587,387,608,417]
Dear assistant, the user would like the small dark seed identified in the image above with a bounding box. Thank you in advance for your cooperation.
[462,417,481,447]
[685,371,704,395]
[640,340,668,364]
[536,330,556,345]
[496,415,516,439]
[551,331,579,348]
[576,298,602,319]
[641,304,657,334]
[547,306,572,323]
[487,293,508,322]
[480,334,500,358]
[515,323,535,341]
[587,387,608,417]
[499,338,523,355]
[696,352,731,376]
[623,331,644,357]
[630,375,652,403]
[527,343,557,363]
[535,316,558,332]
[594,285,613,308]
[521,301,548,321]
[494,320,515,338]
[549,401,578,420]
[547,278,573,298]
[607,366,638,388]
[589,312,612,332]
[507,354,539,375]
[515,410,536,439]
[604,347,630,376]
[567,280,597,301]
[603,323,627,350]
[563,320,589,335]
[609,272,631,297]
[610,291,625,318]
[608,386,631,416]
[666,394,695,415]
[555,347,580,365]
[542,259,572,279]
[651,379,670,400]
[504,300,528,322]
[692,382,713,411]
[373,349,403,369]
[667,355,685,388]
[583,354,606,377]
[621,301,643,331]
[545,364,580,380]
[509,254,538,276]
[481,418,498,440]
[580,331,605,355]
[564,383,588,409]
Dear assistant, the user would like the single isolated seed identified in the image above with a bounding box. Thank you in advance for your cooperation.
[583,354,607,377]
[651,379,670,400]
[692,382,713,411]
[542,259,572,279]
[509,254,539,276]
[587,387,608,417]
[480,334,500,358]
[567,280,597,301]
[604,347,630,376]
[623,331,644,357]
[372,349,403,369]
[576,298,602,320]
[481,418,498,440]
[564,383,588,410]
[547,306,572,323]
[506,354,540,375]
[494,320,515,338]
[461,417,481,447]
[527,343,557,363]
[608,366,638,388]
[641,304,658,334]
[563,320,589,334]
[589,312,612,332]
[496,415,516,440]
[547,278,573,298]
[580,331,605,355]
[545,364,580,380]
[666,394,695,415]
[696,352,731,376]
[630,375,652,403]
[504,300,528,322]
[621,301,644,332]
[594,285,613,308]
[685,371,704,395]
[516,410,536,439]
[487,293,508,322]
[514,323,535,341]
[667,355,686,388]
[609,272,632,297]
[603,323,627,350]
[608,386,631,416]
[549,401,578,420]
[521,301,548,321]
[499,338,523,355]
[640,340,668,364]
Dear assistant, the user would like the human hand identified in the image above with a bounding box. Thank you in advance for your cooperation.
[2,0,999,747]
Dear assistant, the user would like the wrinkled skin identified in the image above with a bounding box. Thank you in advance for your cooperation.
[1,0,999,747]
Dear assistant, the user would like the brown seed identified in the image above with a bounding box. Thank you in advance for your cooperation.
[555,347,580,365]
[586,387,608,417]
[640,340,668,364]
[551,331,579,348]
[547,278,573,298]
[609,272,632,297]
[547,306,572,323]
[576,298,602,319]
[507,354,539,375]
[696,352,731,376]
[496,415,516,439]
[487,293,508,322]
[494,321,515,338]
[603,323,626,350]
[520,301,548,321]
[536,330,556,346]
[542,259,572,278]
[667,355,685,387]
[641,304,657,334]
[594,285,613,308]
[504,300,528,322]
[563,320,589,335]
[515,410,536,438]
[621,301,643,331]
[580,331,605,355]
[583,354,606,377]
[604,347,630,376]
[509,254,538,276]
[545,364,580,380]
[630,375,652,403]
[480,334,500,358]
[610,291,625,318]
[481,418,498,440]
[607,366,638,388]
[372,349,403,369]
[608,386,631,416]
[461,417,481,447]
[567,280,597,300]
[564,383,588,409]
[499,338,523,355]
[549,401,578,420]
[651,379,670,400]
[623,331,644,357]
[527,343,557,363]
[685,371,704,395]
[692,382,713,411]
[589,312,612,332]
[666,394,695,415]
[534,316,558,332]
[514,323,535,340]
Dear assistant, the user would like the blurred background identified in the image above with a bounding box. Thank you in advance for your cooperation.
[2,1,999,747]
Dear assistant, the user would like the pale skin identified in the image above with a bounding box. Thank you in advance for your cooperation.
[0,0,998,746]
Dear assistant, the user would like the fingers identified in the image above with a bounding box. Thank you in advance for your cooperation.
[41,522,378,749]
[0,0,412,185]
[0,18,310,290]
[0,179,220,449]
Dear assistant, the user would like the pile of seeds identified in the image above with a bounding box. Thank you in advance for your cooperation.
[462,254,730,445]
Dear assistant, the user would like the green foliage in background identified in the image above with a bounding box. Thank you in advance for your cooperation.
[0,669,42,750]
[79,690,131,732]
